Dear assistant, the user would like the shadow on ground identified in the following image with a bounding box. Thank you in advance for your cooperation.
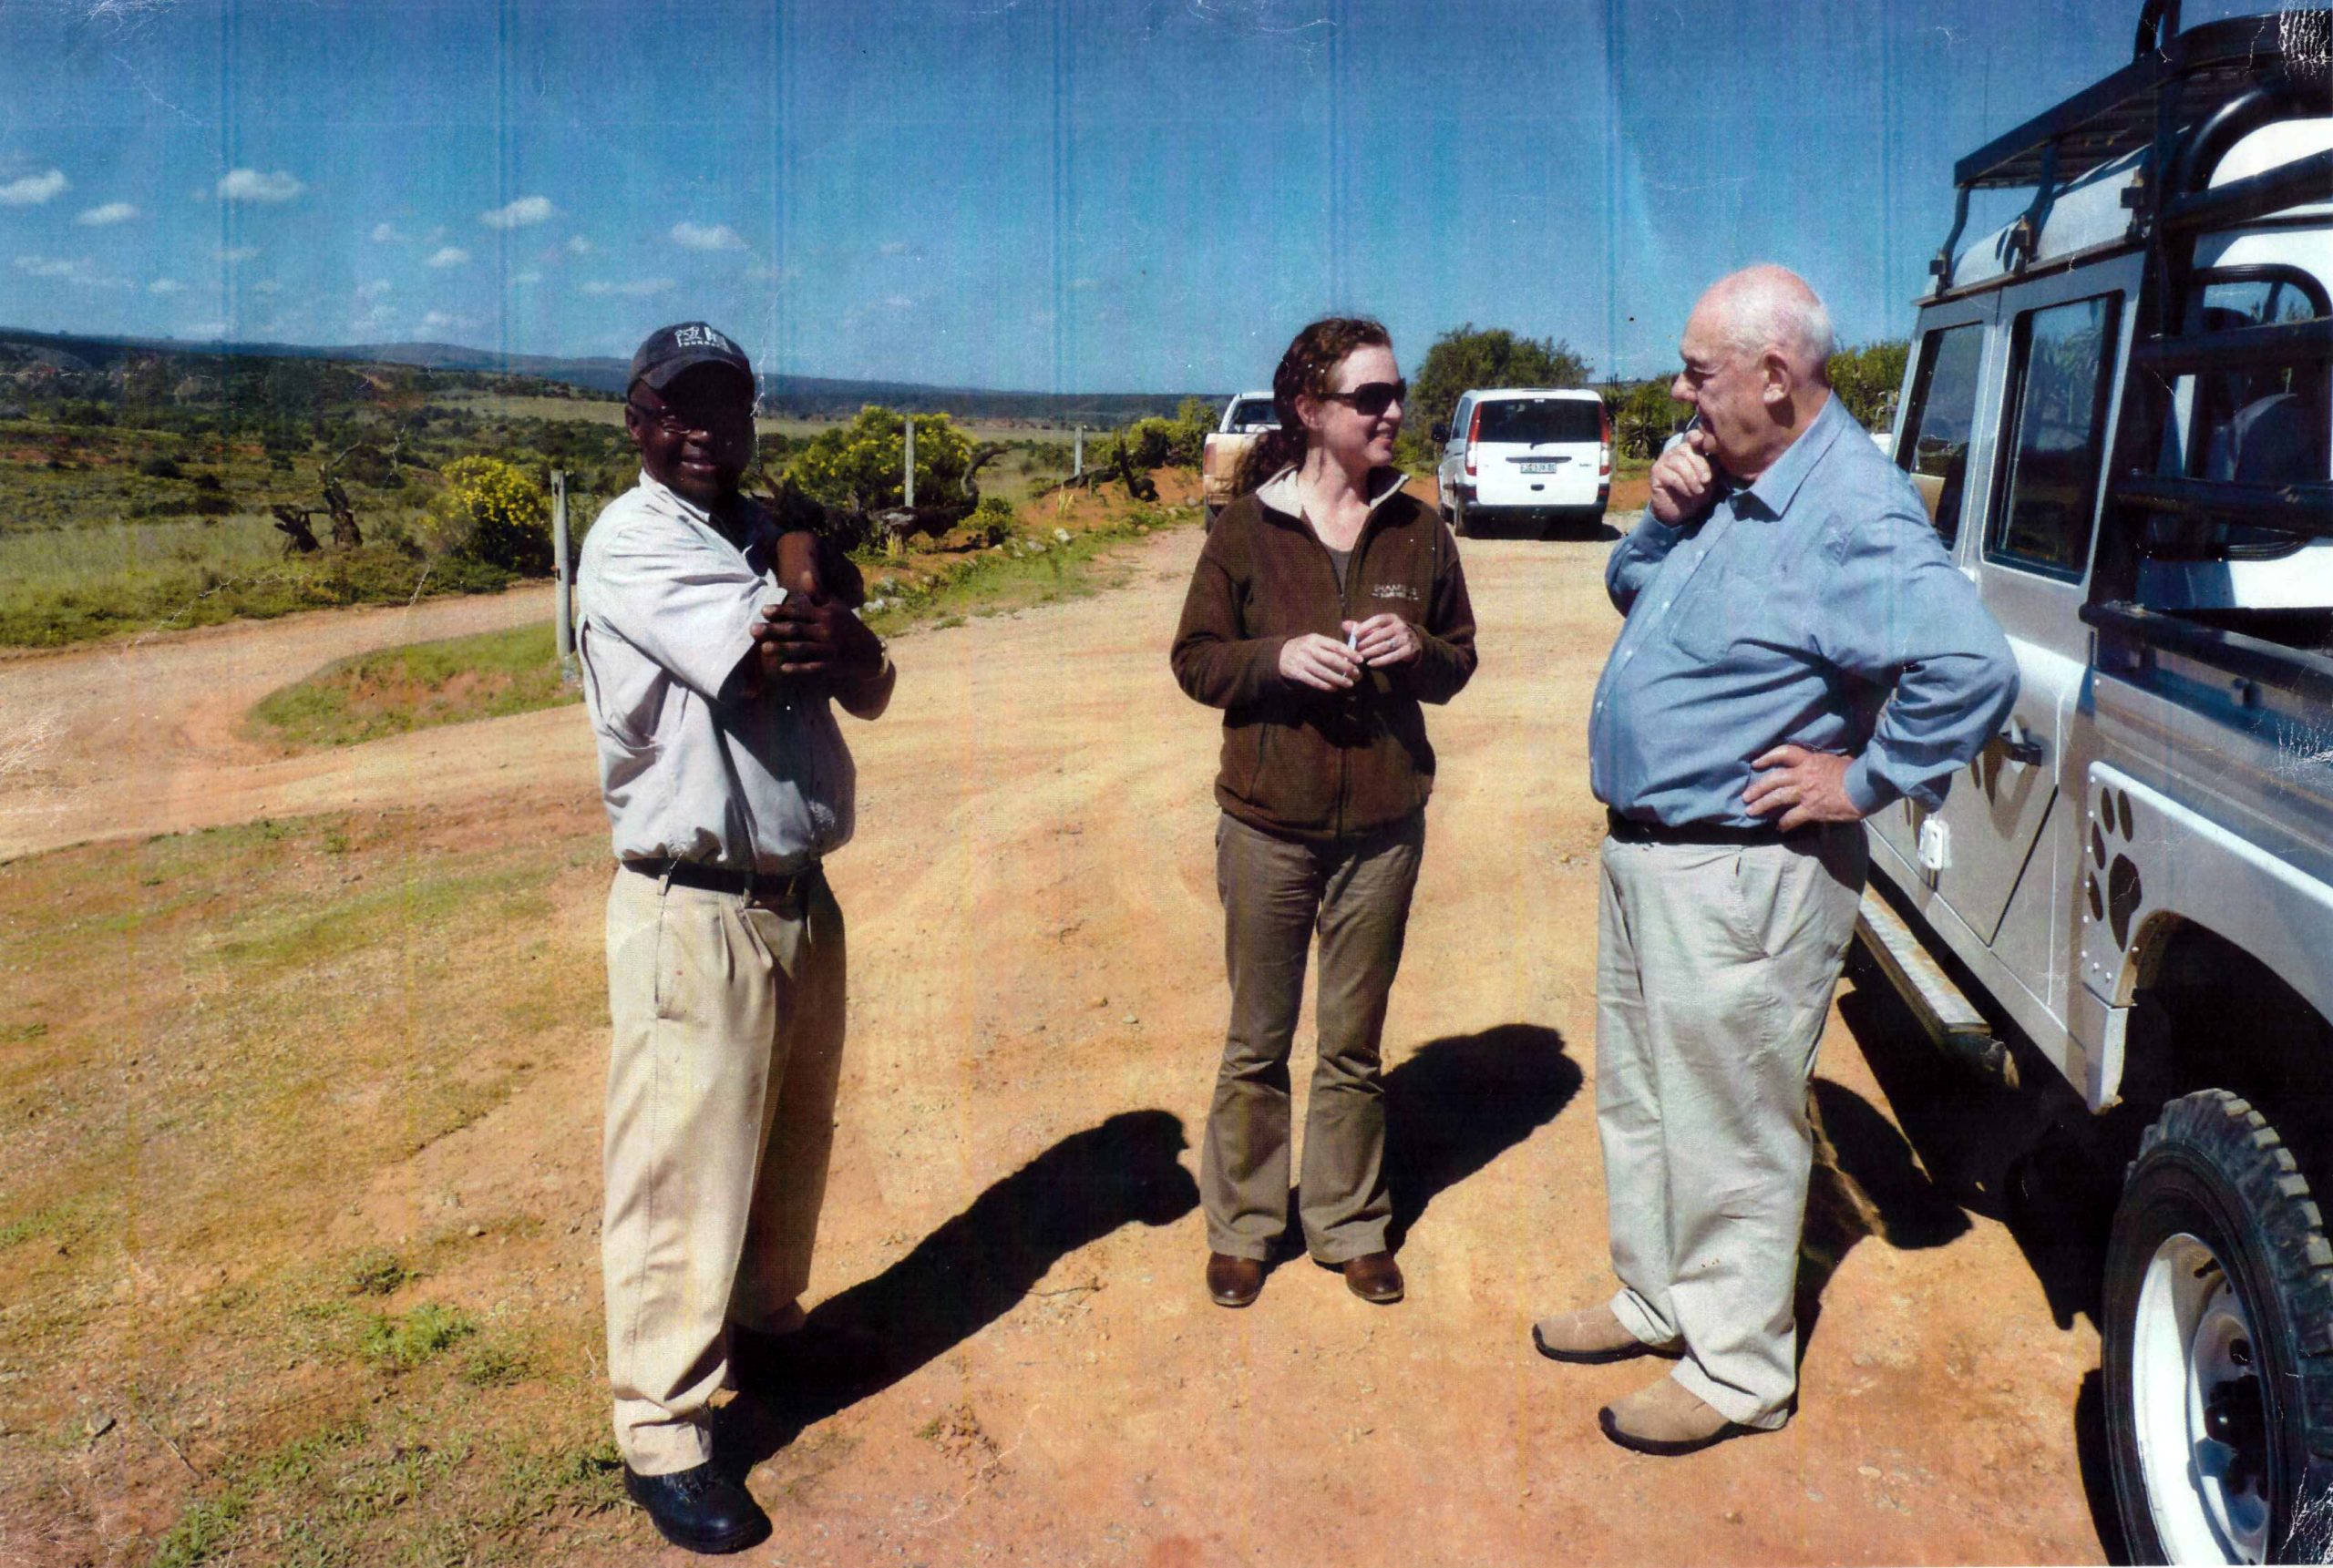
[1259,1021,1582,1266]
[721,1108,1198,1469]
[1832,970,2128,1561]
[1383,1022,1580,1250]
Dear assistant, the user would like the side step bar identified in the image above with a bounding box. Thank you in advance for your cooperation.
[1853,892,2019,1089]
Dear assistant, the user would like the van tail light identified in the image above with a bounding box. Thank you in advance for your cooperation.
[1598,402,1614,478]
[1465,404,1482,477]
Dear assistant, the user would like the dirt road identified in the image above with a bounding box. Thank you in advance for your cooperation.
[0,586,565,863]
[2,526,2110,1563]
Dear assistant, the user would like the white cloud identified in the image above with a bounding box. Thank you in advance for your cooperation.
[356,279,393,299]
[218,244,260,262]
[565,235,594,255]
[370,221,406,243]
[422,311,459,330]
[1068,276,1100,291]
[14,255,128,288]
[480,195,554,229]
[216,168,306,203]
[75,201,139,226]
[510,269,542,286]
[149,277,185,294]
[581,277,674,298]
[0,169,68,206]
[878,240,910,256]
[883,294,915,310]
[179,321,228,341]
[671,221,744,251]
[426,246,470,269]
[252,279,281,295]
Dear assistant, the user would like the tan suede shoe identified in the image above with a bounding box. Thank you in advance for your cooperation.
[1530,1305,1682,1365]
[1598,1374,1778,1456]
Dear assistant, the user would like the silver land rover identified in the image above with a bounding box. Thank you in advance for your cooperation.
[1853,3,2333,1559]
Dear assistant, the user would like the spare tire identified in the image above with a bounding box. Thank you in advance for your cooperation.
[2103,1090,2333,1563]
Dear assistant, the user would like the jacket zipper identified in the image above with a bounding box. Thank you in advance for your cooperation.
[1302,507,1380,845]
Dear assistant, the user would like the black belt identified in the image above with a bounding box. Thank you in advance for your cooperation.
[623,857,823,902]
[1605,809,1823,846]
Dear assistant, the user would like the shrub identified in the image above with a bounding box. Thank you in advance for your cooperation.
[139,455,184,479]
[783,406,974,512]
[420,456,551,573]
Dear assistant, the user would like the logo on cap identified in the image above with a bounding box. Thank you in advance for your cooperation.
[672,324,735,354]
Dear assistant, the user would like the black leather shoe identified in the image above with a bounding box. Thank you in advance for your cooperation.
[622,1463,772,1555]
[1207,1252,1265,1307]
[730,1319,890,1399]
[1341,1251,1404,1305]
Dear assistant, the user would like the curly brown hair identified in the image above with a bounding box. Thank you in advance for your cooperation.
[1232,315,1393,495]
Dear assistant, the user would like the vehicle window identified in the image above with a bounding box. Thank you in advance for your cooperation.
[1988,293,2121,579]
[1226,399,1279,434]
[1474,399,1600,444]
[2194,276,2322,330]
[1895,323,1986,547]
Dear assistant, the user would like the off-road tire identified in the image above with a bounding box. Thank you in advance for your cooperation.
[2103,1090,2333,1563]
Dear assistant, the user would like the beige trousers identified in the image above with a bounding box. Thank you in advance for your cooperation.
[601,866,847,1474]
[1202,811,1423,1264]
[1594,826,1865,1428]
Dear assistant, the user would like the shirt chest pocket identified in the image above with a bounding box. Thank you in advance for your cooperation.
[1667,548,1805,663]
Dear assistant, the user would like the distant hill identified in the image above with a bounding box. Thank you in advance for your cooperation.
[0,326,1209,425]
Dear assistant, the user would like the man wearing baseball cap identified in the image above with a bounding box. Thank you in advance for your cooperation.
[579,321,892,1552]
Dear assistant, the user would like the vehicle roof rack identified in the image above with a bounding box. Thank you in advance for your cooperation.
[1931,3,2332,290]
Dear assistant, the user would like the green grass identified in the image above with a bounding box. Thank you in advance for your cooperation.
[0,515,518,648]
[248,622,575,749]
[359,1304,477,1372]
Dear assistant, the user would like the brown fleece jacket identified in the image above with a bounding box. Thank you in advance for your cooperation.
[1170,479,1477,843]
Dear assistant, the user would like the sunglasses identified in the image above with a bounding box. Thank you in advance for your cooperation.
[626,396,753,436]
[1319,379,1406,417]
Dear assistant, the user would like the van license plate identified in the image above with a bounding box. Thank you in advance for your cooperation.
[1517,459,1567,473]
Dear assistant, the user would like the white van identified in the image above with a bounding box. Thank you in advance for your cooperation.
[1434,387,1612,537]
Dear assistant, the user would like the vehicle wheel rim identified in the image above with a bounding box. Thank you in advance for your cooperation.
[2133,1231,2273,1563]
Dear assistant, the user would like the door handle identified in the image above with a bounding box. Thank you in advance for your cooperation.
[1996,726,2045,767]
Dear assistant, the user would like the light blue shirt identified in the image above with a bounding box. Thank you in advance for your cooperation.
[1589,394,2018,826]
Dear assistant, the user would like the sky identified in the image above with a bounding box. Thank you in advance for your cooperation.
[0,0,2298,391]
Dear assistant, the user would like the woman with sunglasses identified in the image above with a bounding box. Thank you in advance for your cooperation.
[1170,315,1478,1310]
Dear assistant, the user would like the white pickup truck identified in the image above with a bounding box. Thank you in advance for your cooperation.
[1853,4,2333,1560]
[1200,391,1280,526]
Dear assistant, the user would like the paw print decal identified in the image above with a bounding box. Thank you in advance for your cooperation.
[2086,784,2144,951]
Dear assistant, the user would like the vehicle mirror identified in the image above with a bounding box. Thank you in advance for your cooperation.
[1430,422,1449,444]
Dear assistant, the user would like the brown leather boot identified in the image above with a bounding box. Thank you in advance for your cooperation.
[1340,1251,1403,1305]
[1206,1252,1264,1308]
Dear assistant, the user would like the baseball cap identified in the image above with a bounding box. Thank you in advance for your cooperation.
[629,322,755,395]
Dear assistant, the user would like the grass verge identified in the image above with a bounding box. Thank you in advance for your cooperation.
[0,806,633,1561]
[0,520,517,650]
[248,622,572,748]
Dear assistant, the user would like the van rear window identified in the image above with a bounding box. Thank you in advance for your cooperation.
[1475,399,1600,444]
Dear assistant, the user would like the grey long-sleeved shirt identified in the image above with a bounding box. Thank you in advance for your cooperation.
[1589,393,2018,826]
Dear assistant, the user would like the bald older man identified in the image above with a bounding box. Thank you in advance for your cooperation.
[1535,267,2016,1454]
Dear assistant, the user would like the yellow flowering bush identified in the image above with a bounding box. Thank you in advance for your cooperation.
[783,406,972,513]
[420,456,551,573]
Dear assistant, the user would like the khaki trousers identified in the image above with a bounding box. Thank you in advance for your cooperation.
[1203,811,1423,1264]
[1594,825,1864,1427]
[601,866,847,1475]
